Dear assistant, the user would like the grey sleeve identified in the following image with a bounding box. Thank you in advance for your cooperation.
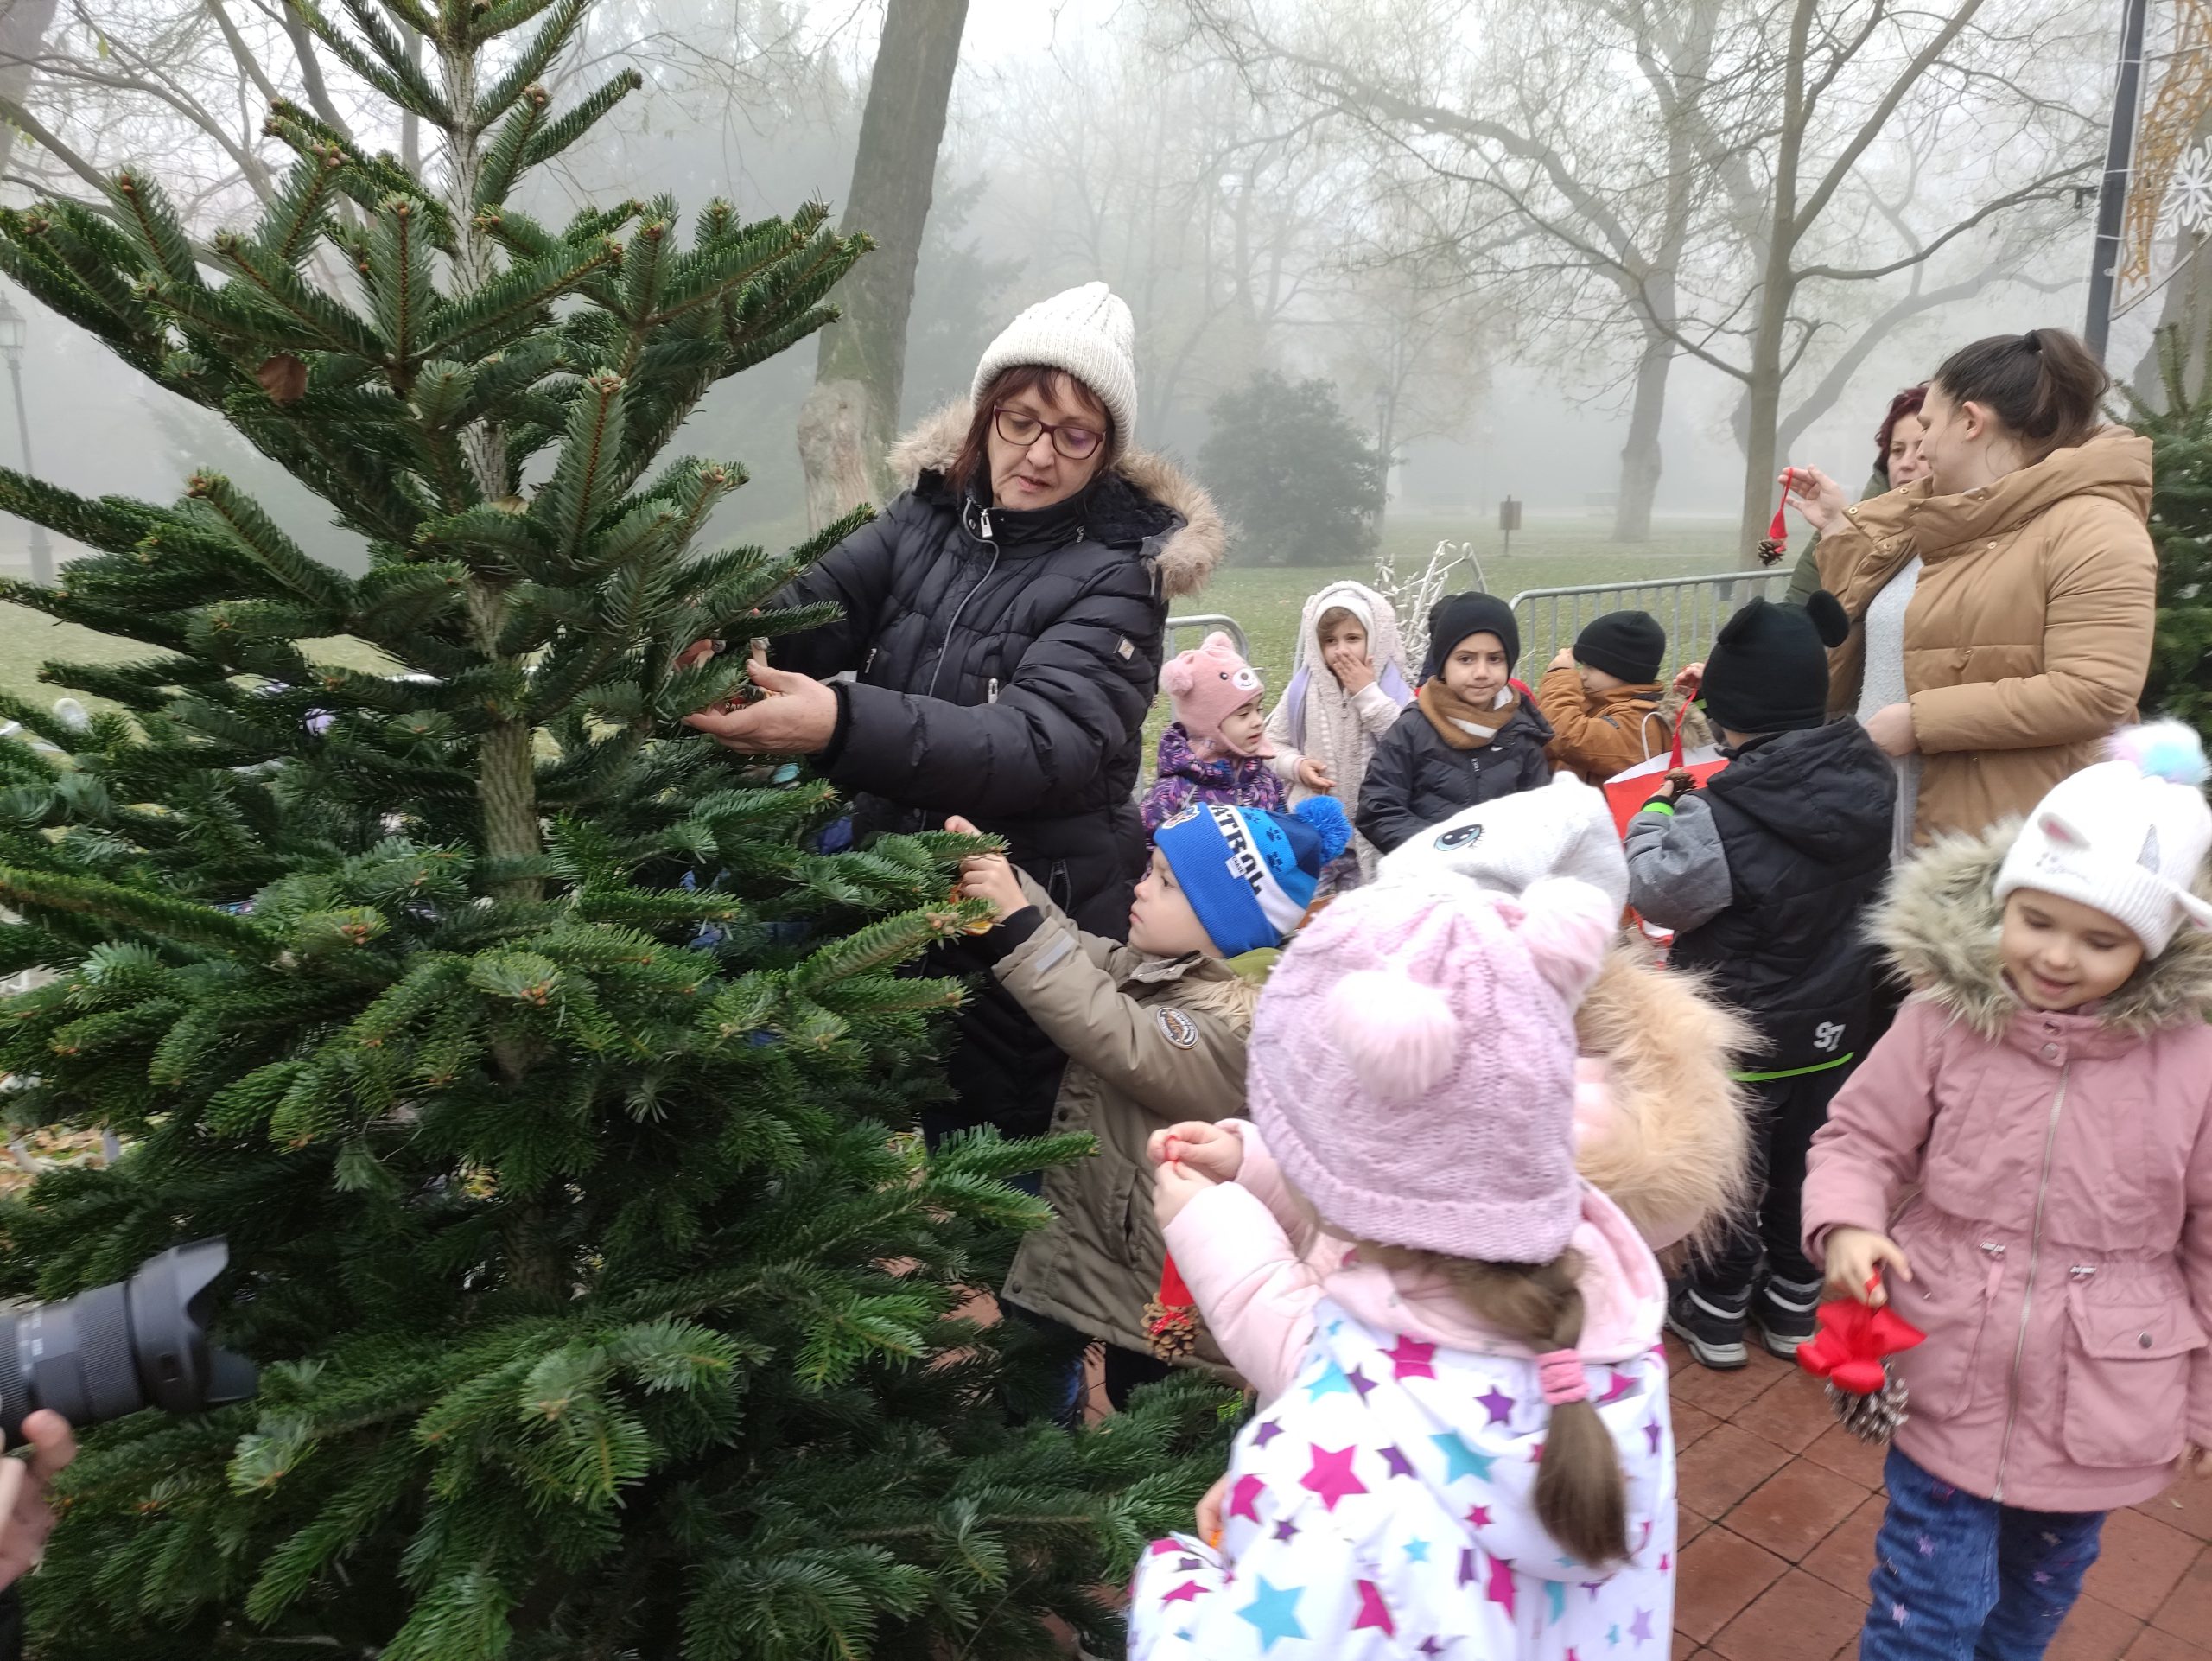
[1624,796,1733,932]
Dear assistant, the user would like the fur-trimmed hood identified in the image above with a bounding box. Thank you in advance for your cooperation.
[887,401,1226,600]
[1876,820,2212,1040]
[1573,942,1755,1251]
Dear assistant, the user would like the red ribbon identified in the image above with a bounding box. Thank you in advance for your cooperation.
[1150,1254,1193,1334]
[1768,467,1795,551]
[1796,1280,1925,1396]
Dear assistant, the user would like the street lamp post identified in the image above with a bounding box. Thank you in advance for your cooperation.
[2083,0,2153,363]
[0,292,52,585]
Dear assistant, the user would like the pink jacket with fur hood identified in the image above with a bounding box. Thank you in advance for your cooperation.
[1802,825,2212,1512]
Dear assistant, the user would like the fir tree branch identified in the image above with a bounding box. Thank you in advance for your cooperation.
[0,865,276,955]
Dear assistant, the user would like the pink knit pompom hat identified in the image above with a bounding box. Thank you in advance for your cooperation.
[1248,875,1614,1263]
[1163,630,1271,754]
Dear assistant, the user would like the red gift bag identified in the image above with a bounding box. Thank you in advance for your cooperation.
[1602,702,1728,838]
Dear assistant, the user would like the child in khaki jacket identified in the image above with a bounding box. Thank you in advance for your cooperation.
[1537,609,1707,784]
[948,798,1353,1409]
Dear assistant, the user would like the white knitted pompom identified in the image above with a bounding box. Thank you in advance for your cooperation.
[1326,968,1459,1103]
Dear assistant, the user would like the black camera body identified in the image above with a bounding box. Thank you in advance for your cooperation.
[0,1240,256,1441]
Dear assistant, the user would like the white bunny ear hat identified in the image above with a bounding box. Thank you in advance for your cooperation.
[1994,721,2212,955]
[1246,873,1615,1263]
[1375,772,1629,917]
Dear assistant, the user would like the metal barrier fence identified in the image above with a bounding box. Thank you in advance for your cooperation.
[1509,570,1793,678]
[1163,612,1249,658]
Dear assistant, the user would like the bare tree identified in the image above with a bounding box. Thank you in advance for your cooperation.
[1180,0,2101,551]
[797,0,969,527]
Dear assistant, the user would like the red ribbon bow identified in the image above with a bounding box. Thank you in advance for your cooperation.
[1796,1289,1926,1396]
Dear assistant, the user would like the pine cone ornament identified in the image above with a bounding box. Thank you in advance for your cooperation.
[1145,1255,1200,1361]
[1826,1372,1912,1443]
[1796,1284,1925,1445]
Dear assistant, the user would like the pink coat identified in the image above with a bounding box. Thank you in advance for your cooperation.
[1802,827,2212,1512]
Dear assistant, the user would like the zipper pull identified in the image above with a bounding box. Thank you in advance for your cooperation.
[987,678,1000,703]
[979,507,993,539]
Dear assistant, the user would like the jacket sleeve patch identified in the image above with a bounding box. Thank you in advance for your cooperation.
[1154,1007,1198,1049]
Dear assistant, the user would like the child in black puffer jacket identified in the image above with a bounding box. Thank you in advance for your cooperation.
[1355,593,1554,854]
[1624,594,1895,1371]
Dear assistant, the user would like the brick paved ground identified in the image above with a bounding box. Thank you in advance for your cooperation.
[1666,1334,2212,1661]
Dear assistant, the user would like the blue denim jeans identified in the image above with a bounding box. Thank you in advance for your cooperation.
[1859,1448,2105,1661]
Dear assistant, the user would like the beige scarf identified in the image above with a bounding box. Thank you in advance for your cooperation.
[1418,679,1518,751]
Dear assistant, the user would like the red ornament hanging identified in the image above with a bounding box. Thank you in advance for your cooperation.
[1796,1279,1926,1442]
[1144,1252,1199,1360]
[1756,468,1796,567]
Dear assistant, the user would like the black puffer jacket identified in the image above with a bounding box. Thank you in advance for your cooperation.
[1355,692,1557,854]
[1668,720,1897,1070]
[770,404,1225,936]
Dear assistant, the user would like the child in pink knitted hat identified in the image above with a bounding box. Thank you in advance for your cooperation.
[1126,875,1679,1659]
[1141,631,1286,834]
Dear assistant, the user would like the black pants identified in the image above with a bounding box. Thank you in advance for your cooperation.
[1692,1062,1855,1298]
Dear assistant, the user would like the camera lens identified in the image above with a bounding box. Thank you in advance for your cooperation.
[0,1239,257,1442]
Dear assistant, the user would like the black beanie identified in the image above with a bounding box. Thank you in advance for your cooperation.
[1701,593,1850,735]
[1574,610,1666,684]
[1422,591,1520,683]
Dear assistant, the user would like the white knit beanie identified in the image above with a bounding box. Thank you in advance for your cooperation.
[1994,721,2212,955]
[969,282,1138,446]
[1375,773,1630,916]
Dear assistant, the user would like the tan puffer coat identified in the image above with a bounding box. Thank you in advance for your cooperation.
[1816,426,2158,844]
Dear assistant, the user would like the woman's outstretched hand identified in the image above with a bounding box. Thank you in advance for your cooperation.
[683,648,839,755]
[0,1411,75,1590]
[1783,465,1848,535]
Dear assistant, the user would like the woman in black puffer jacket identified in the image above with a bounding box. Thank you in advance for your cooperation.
[687,283,1224,1141]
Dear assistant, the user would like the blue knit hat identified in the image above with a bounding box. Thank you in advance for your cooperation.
[1153,798,1354,956]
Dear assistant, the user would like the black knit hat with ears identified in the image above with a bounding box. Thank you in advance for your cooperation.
[1574,610,1666,684]
[1422,592,1521,683]
[1700,593,1851,735]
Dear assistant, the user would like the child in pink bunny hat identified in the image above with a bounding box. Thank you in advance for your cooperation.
[1141,631,1286,834]
[1126,873,1678,1660]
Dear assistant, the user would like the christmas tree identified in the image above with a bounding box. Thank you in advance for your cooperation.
[0,3,1218,1656]
[2136,324,2212,743]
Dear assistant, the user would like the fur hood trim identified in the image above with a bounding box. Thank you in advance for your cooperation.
[1574,943,1755,1249]
[887,401,1226,600]
[1876,821,2212,1039]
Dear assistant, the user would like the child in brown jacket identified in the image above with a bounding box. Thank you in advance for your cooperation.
[947,798,1353,1409]
[1538,609,1707,784]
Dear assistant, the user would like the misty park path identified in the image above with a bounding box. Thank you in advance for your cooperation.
[1661,1333,2212,1661]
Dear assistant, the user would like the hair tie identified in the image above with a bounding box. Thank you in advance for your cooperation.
[1537,1348,1588,1406]
[2022,328,2043,354]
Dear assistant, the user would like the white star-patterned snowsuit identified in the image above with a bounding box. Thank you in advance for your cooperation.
[1128,1121,1677,1659]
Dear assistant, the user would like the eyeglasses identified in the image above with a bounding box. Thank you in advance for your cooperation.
[994,405,1104,461]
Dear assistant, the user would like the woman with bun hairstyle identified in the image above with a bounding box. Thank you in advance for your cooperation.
[1789,328,2156,850]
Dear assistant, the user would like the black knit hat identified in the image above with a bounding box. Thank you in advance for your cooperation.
[1422,591,1520,683]
[1701,593,1850,735]
[1574,610,1666,684]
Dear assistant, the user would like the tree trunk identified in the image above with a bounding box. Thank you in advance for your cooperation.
[0,0,60,181]
[1614,330,1671,543]
[799,0,970,528]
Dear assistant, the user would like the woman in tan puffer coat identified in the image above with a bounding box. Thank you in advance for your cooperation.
[1794,328,2157,851]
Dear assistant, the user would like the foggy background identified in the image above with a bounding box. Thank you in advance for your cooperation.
[0,0,2176,579]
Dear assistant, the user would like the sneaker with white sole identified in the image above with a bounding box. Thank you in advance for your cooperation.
[1751,1273,1823,1359]
[1667,1283,1750,1370]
